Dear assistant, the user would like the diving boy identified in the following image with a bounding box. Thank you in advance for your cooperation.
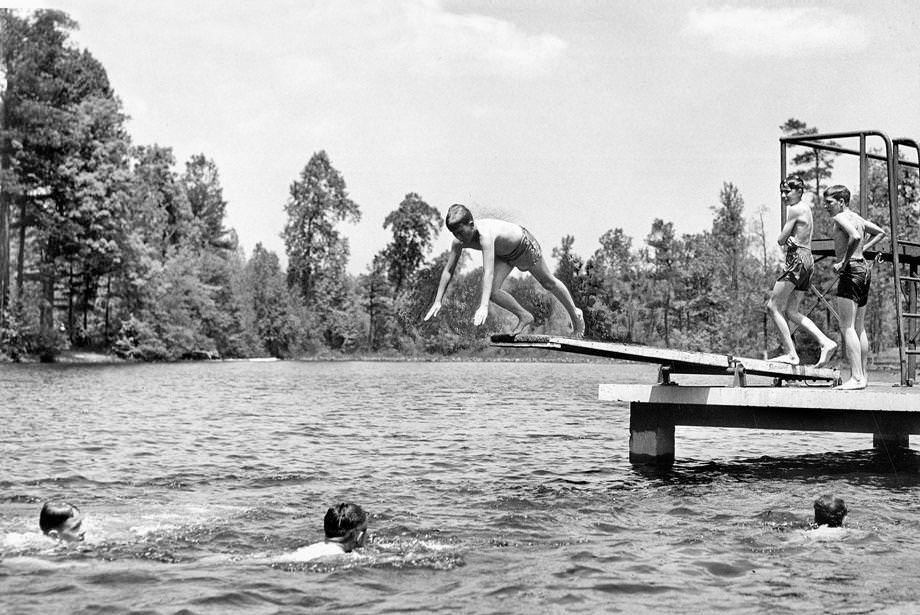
[424,204,585,337]
[766,176,837,366]
[823,185,886,390]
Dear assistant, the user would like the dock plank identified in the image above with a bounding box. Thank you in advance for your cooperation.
[599,384,919,412]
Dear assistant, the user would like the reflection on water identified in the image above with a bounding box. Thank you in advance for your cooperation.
[1,360,919,614]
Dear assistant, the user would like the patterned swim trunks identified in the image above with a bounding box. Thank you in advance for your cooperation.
[501,227,542,272]
[778,244,814,291]
[836,259,871,307]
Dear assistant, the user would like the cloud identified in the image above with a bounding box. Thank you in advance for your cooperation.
[685,6,869,57]
[296,0,567,80]
[400,0,567,77]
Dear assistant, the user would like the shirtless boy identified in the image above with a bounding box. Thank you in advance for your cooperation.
[823,184,886,390]
[767,176,838,366]
[424,204,585,337]
[278,503,368,562]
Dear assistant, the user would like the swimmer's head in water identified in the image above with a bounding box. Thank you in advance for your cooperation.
[813,495,847,527]
[324,503,368,551]
[39,501,85,542]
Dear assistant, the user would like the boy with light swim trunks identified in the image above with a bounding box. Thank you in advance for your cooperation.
[424,204,585,337]
[823,185,886,390]
[767,176,838,366]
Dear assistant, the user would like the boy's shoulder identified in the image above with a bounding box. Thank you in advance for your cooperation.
[477,217,519,237]
[788,201,812,217]
[276,540,346,562]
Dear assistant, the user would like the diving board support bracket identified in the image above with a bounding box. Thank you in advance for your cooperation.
[657,365,672,385]
[732,363,746,387]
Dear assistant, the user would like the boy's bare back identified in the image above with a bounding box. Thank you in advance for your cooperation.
[454,218,524,255]
[832,210,870,260]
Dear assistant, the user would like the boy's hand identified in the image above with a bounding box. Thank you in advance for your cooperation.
[473,305,489,325]
[832,261,844,273]
[424,301,441,321]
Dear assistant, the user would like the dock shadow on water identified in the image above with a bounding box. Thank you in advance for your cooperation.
[3,360,920,613]
[637,448,920,488]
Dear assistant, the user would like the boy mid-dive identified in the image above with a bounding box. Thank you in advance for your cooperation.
[424,204,585,338]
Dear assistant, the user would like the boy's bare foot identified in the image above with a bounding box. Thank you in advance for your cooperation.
[834,377,867,390]
[572,308,585,339]
[511,313,535,336]
[770,353,800,365]
[814,341,838,368]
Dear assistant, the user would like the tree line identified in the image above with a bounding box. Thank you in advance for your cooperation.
[1,10,914,362]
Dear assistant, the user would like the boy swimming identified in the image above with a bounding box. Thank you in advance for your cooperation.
[278,503,368,562]
[39,501,85,542]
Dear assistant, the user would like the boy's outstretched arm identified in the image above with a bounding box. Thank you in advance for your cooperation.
[424,242,462,321]
[474,236,496,325]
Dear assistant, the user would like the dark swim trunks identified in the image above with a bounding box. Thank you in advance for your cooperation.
[836,259,871,307]
[500,227,542,271]
[778,243,814,291]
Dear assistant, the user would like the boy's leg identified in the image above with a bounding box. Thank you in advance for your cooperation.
[785,290,837,367]
[766,280,798,363]
[835,297,865,389]
[856,305,869,383]
[489,259,535,334]
[528,257,585,338]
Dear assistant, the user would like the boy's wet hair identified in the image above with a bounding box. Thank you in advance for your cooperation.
[39,501,78,534]
[324,503,367,538]
[824,184,851,206]
[813,494,847,527]
[781,175,805,191]
[446,203,474,232]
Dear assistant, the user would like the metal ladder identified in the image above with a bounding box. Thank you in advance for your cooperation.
[893,138,920,384]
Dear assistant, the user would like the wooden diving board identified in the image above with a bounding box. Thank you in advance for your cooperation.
[490,334,840,386]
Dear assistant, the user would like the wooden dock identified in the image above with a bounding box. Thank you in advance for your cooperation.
[490,334,840,386]
[490,334,920,467]
[603,384,920,466]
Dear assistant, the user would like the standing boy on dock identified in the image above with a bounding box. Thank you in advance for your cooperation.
[767,176,838,367]
[824,184,886,390]
[424,204,585,338]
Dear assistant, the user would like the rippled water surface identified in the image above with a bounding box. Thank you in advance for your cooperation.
[2,359,919,614]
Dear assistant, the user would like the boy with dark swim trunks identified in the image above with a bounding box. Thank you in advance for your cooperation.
[424,204,585,337]
[766,176,837,366]
[824,185,886,390]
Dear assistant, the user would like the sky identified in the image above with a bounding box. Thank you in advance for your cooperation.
[13,0,920,273]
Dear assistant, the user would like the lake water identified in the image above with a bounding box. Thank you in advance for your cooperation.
[1,359,918,614]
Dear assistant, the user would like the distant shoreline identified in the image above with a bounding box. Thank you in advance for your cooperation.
[4,347,904,370]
